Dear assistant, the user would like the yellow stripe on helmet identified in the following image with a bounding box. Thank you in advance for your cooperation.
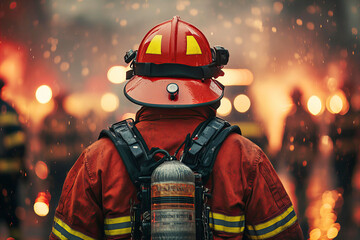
[146,35,162,54]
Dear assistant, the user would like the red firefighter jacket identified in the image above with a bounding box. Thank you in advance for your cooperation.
[50,107,304,240]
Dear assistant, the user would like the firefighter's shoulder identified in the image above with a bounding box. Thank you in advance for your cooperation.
[217,131,266,171]
[80,137,129,179]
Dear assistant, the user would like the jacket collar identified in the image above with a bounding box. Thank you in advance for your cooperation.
[135,106,216,123]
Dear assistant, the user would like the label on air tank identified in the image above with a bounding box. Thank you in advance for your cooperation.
[151,182,195,240]
[151,182,195,210]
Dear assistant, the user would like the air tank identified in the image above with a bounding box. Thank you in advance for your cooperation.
[151,160,196,240]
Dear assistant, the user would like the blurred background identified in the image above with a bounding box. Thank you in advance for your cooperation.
[0,0,359,239]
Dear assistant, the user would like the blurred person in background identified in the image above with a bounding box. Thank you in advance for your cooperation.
[0,77,26,239]
[330,79,360,238]
[40,93,91,236]
[280,87,318,238]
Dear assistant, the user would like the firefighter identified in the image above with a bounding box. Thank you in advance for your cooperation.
[280,87,318,238]
[49,17,304,239]
[0,77,26,239]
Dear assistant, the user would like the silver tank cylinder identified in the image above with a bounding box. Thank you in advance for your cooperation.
[151,160,196,240]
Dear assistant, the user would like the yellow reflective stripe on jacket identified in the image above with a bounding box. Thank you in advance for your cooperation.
[4,131,25,148]
[209,211,245,234]
[53,216,95,240]
[246,206,297,239]
[52,227,67,240]
[104,216,132,236]
[0,113,19,126]
[0,158,21,172]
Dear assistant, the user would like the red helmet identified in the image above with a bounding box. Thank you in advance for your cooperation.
[124,16,229,108]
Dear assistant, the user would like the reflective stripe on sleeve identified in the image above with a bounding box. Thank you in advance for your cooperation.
[246,205,297,240]
[104,216,132,236]
[209,211,245,234]
[4,131,25,148]
[53,217,95,240]
[0,158,21,173]
[0,113,19,126]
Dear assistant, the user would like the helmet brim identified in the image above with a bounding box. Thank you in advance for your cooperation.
[124,76,224,108]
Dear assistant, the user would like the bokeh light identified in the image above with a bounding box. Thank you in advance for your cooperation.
[217,97,232,116]
[234,94,251,113]
[34,201,49,217]
[309,228,321,240]
[33,192,50,217]
[220,69,254,86]
[35,161,49,180]
[35,85,52,104]
[329,94,343,114]
[307,95,322,116]
[100,92,119,112]
[327,227,338,239]
[121,112,136,120]
[107,66,126,84]
[326,90,349,115]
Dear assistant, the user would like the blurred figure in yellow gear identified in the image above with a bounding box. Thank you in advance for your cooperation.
[0,77,26,239]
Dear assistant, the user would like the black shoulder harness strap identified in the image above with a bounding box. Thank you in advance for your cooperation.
[99,117,241,186]
[98,119,149,188]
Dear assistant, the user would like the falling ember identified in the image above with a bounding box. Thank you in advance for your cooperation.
[233,17,242,24]
[54,56,61,64]
[289,144,294,151]
[189,8,198,16]
[307,22,315,31]
[319,135,333,155]
[223,21,232,29]
[60,62,70,72]
[217,97,232,117]
[33,192,50,217]
[107,66,126,84]
[101,92,119,112]
[43,51,51,59]
[131,3,140,10]
[234,37,243,45]
[307,95,322,116]
[81,67,89,76]
[326,77,338,92]
[176,2,186,11]
[352,28,358,35]
[120,19,127,27]
[273,2,283,14]
[36,85,52,104]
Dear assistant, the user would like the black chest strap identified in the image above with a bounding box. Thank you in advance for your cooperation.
[181,117,241,184]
